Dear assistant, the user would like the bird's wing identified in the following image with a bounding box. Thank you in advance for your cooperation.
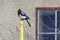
[22,12,30,19]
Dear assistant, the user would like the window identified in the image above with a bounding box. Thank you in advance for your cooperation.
[36,8,60,40]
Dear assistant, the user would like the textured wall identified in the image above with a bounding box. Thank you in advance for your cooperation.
[0,0,60,40]
[0,0,19,40]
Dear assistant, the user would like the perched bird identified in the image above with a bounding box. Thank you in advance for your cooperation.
[18,9,31,27]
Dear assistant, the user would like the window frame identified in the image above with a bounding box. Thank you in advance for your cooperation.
[36,7,60,40]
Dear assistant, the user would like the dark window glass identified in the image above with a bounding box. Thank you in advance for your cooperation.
[39,10,55,32]
[57,11,60,33]
[39,34,55,40]
[57,11,60,40]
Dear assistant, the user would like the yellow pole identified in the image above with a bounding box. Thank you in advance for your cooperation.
[19,20,24,40]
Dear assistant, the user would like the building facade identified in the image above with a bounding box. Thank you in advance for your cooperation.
[0,0,60,40]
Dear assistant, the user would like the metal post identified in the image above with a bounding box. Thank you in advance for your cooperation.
[19,20,24,40]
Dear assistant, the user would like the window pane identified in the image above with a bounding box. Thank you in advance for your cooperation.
[57,11,60,33]
[39,34,55,40]
[57,34,60,40]
[39,10,55,32]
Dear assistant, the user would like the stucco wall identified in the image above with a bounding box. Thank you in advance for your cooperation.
[0,0,60,40]
[0,0,19,40]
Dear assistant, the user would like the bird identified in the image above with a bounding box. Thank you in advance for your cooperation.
[18,9,31,27]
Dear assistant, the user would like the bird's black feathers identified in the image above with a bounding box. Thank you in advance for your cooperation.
[18,9,31,27]
[18,9,30,19]
[26,19,31,27]
[18,9,21,16]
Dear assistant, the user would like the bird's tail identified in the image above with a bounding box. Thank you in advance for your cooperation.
[26,19,31,27]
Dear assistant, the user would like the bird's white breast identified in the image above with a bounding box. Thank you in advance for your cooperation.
[19,15,26,19]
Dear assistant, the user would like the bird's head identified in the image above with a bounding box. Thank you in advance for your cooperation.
[18,9,22,14]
